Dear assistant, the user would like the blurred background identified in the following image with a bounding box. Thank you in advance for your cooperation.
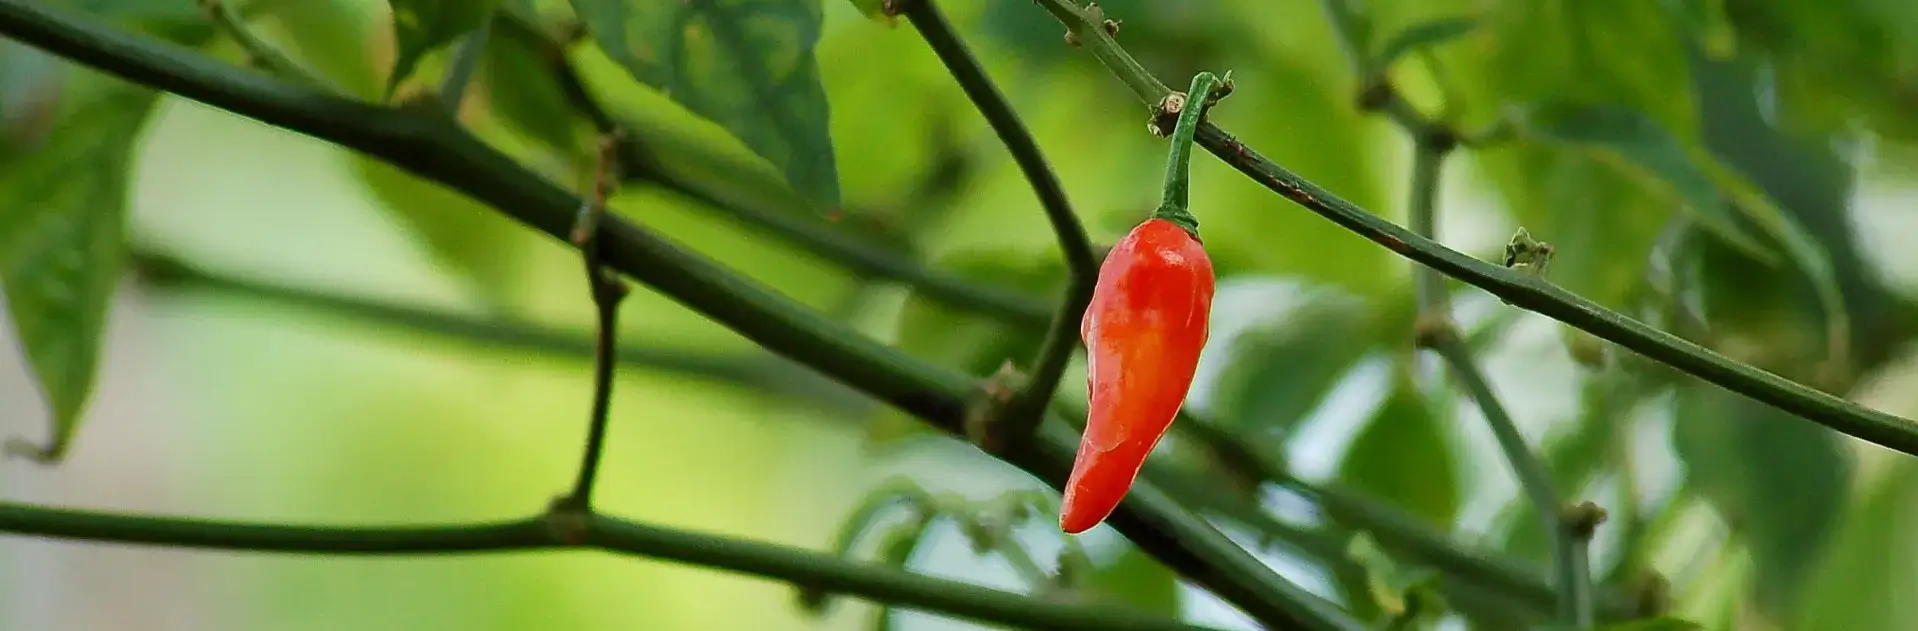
[1,0,1916,629]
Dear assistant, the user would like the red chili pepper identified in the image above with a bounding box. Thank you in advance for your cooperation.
[1059,217,1215,534]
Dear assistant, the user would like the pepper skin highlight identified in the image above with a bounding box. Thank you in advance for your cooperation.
[1060,217,1214,534]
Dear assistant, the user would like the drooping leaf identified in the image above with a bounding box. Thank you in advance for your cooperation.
[1337,367,1461,527]
[567,0,841,207]
[258,0,384,100]
[1671,382,1851,618]
[1517,101,1774,264]
[1792,462,1918,631]
[384,0,505,98]
[1373,16,1477,72]
[0,86,157,462]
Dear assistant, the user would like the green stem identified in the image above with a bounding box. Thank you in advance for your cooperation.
[0,4,1355,628]
[1407,142,1447,312]
[898,0,1095,446]
[1150,71,1226,238]
[127,249,864,411]
[1432,337,1589,626]
[0,503,1214,631]
[1031,0,1918,457]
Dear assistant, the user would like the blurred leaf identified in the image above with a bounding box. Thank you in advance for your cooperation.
[1337,368,1461,527]
[383,0,504,98]
[258,0,384,100]
[1793,462,1918,631]
[1455,0,1693,134]
[894,247,1063,379]
[1211,293,1399,436]
[1664,0,1738,58]
[1721,0,1918,142]
[842,0,889,23]
[1517,101,1774,264]
[351,157,531,307]
[802,479,934,615]
[1692,153,1849,363]
[1594,619,1703,631]
[1373,16,1477,72]
[1672,382,1851,617]
[484,16,587,158]
[1086,547,1180,615]
[568,0,841,206]
[0,86,155,462]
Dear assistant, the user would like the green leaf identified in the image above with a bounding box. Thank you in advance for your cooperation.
[1211,293,1403,436]
[842,0,889,23]
[1692,154,1850,365]
[351,157,532,308]
[0,87,156,463]
[1085,547,1179,615]
[384,0,504,98]
[1672,382,1850,617]
[1517,102,1775,265]
[483,16,586,158]
[1793,463,1918,631]
[1337,368,1461,527]
[1594,618,1704,631]
[1373,16,1477,72]
[567,0,841,207]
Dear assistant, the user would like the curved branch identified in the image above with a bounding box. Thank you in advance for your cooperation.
[0,3,1349,628]
[898,0,1097,445]
[1034,0,1918,458]
[0,502,1212,631]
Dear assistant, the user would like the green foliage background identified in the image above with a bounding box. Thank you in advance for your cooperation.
[1,0,1916,629]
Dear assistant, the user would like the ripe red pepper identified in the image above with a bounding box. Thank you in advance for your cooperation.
[1058,71,1227,534]
[1060,217,1215,534]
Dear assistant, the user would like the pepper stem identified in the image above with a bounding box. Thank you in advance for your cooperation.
[1150,71,1230,239]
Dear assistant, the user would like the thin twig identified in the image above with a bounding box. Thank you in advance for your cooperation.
[0,502,1215,631]
[437,11,493,112]
[893,0,1096,448]
[1432,333,1588,625]
[197,0,333,91]
[1027,0,1918,457]
[1325,0,1594,619]
[0,4,1349,625]
[561,133,630,509]
[126,249,861,410]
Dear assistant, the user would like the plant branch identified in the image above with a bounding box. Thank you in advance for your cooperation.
[560,133,630,509]
[126,249,861,410]
[894,0,1096,447]
[1431,334,1587,625]
[492,12,1053,331]
[0,3,1351,627]
[1030,0,1918,457]
[0,502,1214,631]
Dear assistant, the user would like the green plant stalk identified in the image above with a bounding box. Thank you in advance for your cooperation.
[1432,335,1588,625]
[0,503,1215,631]
[0,4,1359,629]
[897,0,1095,445]
[1151,71,1227,238]
[1031,0,1918,457]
